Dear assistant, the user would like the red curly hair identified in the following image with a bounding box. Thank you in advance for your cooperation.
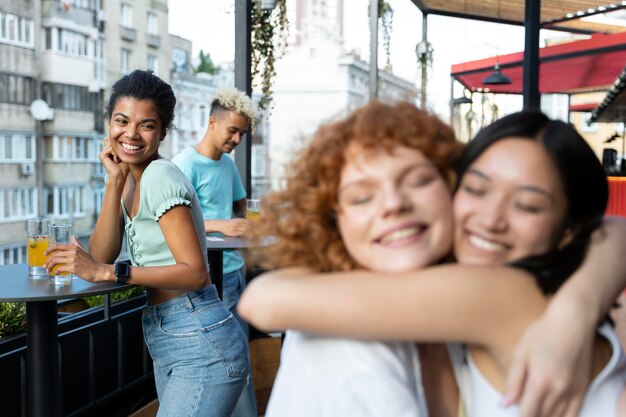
[249,100,465,272]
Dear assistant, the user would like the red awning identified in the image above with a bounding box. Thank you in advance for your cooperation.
[451,32,626,94]
[569,103,599,112]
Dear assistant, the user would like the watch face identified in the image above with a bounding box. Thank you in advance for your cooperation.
[115,262,130,281]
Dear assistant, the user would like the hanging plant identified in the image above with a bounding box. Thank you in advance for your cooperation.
[251,0,289,113]
[368,0,394,70]
[379,0,394,70]
[415,40,434,67]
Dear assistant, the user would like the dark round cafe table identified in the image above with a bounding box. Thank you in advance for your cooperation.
[0,263,130,417]
[206,235,275,299]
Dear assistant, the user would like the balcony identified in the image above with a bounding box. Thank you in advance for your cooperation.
[120,27,137,42]
[146,34,160,49]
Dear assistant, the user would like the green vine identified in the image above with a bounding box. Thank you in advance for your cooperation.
[82,286,145,308]
[0,302,26,339]
[251,0,289,113]
[367,0,394,70]
[379,0,393,70]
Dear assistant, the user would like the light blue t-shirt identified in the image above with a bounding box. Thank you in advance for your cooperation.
[172,147,246,274]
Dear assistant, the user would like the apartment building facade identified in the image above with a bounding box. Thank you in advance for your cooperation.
[0,0,171,265]
[0,0,107,264]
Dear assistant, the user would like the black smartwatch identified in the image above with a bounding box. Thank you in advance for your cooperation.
[114,262,130,285]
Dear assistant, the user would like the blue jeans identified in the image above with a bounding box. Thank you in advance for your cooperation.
[223,267,258,417]
[142,285,250,417]
[222,267,248,337]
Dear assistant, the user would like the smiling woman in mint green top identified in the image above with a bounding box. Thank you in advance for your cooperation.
[44,70,250,416]
[120,159,207,269]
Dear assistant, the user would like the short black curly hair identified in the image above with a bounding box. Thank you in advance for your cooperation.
[106,70,176,132]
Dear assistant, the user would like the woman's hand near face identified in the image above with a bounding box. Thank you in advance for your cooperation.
[504,216,626,417]
[44,236,112,282]
[504,298,594,417]
[100,137,130,182]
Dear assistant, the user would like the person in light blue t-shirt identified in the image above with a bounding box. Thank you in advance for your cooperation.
[173,87,259,417]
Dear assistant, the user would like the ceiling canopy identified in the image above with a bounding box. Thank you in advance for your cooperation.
[410,0,626,34]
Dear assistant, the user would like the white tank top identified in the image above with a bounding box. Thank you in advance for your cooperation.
[449,323,626,416]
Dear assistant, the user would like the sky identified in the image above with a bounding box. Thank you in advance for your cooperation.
[167,0,566,118]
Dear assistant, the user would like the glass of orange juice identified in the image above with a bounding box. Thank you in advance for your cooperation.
[27,218,50,278]
[50,223,73,286]
[246,199,261,222]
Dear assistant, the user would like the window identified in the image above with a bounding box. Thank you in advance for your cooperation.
[45,27,52,49]
[121,3,133,28]
[251,145,266,178]
[172,48,189,73]
[42,82,94,111]
[46,185,87,217]
[57,29,89,57]
[0,134,35,162]
[199,105,207,129]
[147,54,158,75]
[46,136,98,161]
[0,12,35,47]
[0,244,27,265]
[0,188,37,221]
[92,160,105,178]
[147,12,158,35]
[61,0,99,11]
[121,48,131,74]
[93,186,104,215]
[0,73,34,104]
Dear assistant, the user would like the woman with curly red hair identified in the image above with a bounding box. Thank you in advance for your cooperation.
[248,100,462,416]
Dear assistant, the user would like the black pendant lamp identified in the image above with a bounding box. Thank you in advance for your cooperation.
[483,63,511,85]
[452,90,473,105]
[483,0,511,85]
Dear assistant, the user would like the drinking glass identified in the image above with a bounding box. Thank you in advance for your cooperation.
[27,218,50,278]
[50,223,73,286]
[246,199,261,222]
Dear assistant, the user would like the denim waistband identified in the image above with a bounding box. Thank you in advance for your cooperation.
[143,285,220,316]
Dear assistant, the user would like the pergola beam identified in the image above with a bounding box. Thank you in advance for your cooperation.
[523,0,541,109]
[234,0,252,197]
[369,0,379,101]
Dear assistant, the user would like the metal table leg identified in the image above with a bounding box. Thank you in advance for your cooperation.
[26,301,60,417]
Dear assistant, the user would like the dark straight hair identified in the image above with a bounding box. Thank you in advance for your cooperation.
[455,110,608,294]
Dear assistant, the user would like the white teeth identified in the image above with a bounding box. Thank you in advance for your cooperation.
[468,234,505,252]
[121,143,141,150]
[380,227,421,244]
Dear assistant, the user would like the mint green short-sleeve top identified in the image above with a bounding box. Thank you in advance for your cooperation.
[121,159,208,268]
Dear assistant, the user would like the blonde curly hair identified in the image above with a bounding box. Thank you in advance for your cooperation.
[211,87,259,127]
[248,100,465,273]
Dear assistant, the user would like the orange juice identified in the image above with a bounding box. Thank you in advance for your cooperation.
[28,235,49,267]
[246,211,261,222]
[51,266,70,276]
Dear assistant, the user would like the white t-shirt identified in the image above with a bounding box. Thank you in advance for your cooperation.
[449,323,626,417]
[265,330,429,417]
